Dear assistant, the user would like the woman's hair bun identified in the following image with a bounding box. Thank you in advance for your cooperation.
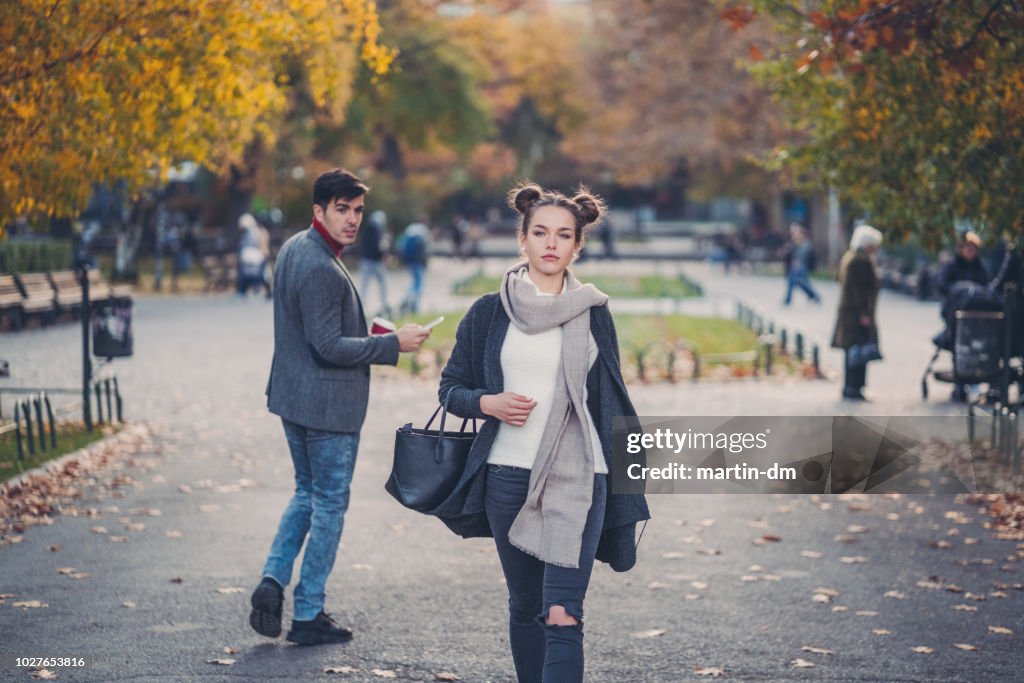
[572,187,606,226]
[507,182,543,214]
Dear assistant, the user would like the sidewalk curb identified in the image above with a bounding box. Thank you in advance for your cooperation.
[1,422,154,494]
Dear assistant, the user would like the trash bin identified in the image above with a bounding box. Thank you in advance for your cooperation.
[92,298,134,358]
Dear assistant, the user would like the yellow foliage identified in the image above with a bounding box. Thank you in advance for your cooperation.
[0,0,392,226]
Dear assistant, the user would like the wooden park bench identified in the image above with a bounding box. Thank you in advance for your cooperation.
[85,269,132,301]
[13,273,56,325]
[48,270,84,313]
[199,253,238,292]
[0,274,26,329]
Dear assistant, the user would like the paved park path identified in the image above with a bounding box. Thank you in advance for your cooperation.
[1,258,1021,682]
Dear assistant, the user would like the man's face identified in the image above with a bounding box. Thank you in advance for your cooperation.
[961,243,979,261]
[313,194,365,246]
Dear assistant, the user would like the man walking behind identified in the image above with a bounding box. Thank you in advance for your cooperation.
[783,223,822,305]
[250,168,430,646]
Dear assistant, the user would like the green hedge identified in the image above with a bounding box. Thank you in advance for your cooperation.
[0,240,74,274]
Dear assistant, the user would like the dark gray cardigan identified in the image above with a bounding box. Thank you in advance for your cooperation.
[434,293,650,572]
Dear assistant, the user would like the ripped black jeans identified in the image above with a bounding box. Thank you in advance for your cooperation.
[484,464,606,683]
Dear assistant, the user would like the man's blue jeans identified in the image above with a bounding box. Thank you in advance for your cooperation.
[262,419,359,621]
[784,268,820,304]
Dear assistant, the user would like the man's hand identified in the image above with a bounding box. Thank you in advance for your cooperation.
[480,393,537,426]
[859,315,872,327]
[396,324,431,352]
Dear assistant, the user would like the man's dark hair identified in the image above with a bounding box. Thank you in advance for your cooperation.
[313,168,369,208]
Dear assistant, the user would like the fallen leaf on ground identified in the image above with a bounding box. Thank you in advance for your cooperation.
[91,526,108,535]
[834,534,858,543]
[847,525,868,533]
[790,659,815,668]
[351,564,374,571]
[48,545,62,552]
[840,556,869,564]
[434,674,460,681]
[930,540,953,549]
[944,584,964,594]
[748,519,769,528]
[632,628,666,639]
[917,580,944,590]
[222,647,239,655]
[813,587,840,597]
[13,600,47,608]
[965,593,986,601]
[988,626,1013,635]
[198,504,221,513]
[953,605,978,612]
[648,582,671,590]
[661,552,686,559]
[122,601,136,608]
[693,666,724,677]
[873,629,892,635]
[57,567,77,575]
[109,536,129,543]
[324,666,358,674]
[216,587,245,594]
[700,519,716,527]
[31,670,58,680]
[690,581,708,590]
[801,646,833,655]
[801,550,823,559]
[990,591,1008,598]
[812,594,832,604]
[831,606,849,612]
[953,643,979,651]
[855,611,878,616]
[684,594,702,600]
[697,548,722,556]
[884,591,907,599]
[169,577,184,584]
[911,646,934,654]
[69,572,90,580]
[754,533,782,544]
[126,523,146,532]
[166,530,183,538]
[207,658,235,666]
[372,670,397,678]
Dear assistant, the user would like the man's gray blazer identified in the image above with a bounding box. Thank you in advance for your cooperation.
[266,227,399,432]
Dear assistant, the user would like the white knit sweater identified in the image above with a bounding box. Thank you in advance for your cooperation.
[487,272,608,474]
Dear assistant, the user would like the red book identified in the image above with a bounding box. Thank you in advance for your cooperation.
[371,317,396,335]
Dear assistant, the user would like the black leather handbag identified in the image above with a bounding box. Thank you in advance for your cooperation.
[386,396,477,513]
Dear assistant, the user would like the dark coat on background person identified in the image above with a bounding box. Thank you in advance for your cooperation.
[265,228,399,432]
[831,249,880,350]
[433,294,650,572]
[938,254,989,298]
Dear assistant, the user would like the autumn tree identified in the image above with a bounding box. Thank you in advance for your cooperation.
[0,0,391,228]
[560,0,793,216]
[730,1,1024,245]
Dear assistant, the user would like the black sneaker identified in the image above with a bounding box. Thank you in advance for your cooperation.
[249,577,284,638]
[286,611,353,646]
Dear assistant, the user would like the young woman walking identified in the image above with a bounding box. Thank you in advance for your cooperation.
[434,182,649,682]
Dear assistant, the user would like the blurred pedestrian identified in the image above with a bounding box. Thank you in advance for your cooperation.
[358,210,390,316]
[783,223,821,305]
[831,225,883,401]
[938,231,988,298]
[436,181,649,682]
[939,231,988,401]
[237,213,271,298]
[398,221,430,314]
[250,168,430,646]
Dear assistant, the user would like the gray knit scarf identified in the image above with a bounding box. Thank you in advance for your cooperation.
[499,262,609,568]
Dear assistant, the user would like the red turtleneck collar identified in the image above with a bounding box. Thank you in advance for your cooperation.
[312,216,344,258]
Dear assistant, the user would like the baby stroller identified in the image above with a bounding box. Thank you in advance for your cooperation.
[921,281,1017,406]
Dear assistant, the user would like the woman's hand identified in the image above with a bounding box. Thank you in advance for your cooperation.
[480,393,537,426]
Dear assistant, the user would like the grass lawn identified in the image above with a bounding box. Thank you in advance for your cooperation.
[453,273,702,299]
[0,421,116,482]
[388,311,761,379]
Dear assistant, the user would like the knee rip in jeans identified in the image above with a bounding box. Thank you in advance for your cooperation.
[541,603,582,628]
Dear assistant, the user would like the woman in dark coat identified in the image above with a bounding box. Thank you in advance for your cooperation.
[831,225,882,400]
[434,181,649,683]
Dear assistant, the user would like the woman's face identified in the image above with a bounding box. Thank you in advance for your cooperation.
[520,205,578,278]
